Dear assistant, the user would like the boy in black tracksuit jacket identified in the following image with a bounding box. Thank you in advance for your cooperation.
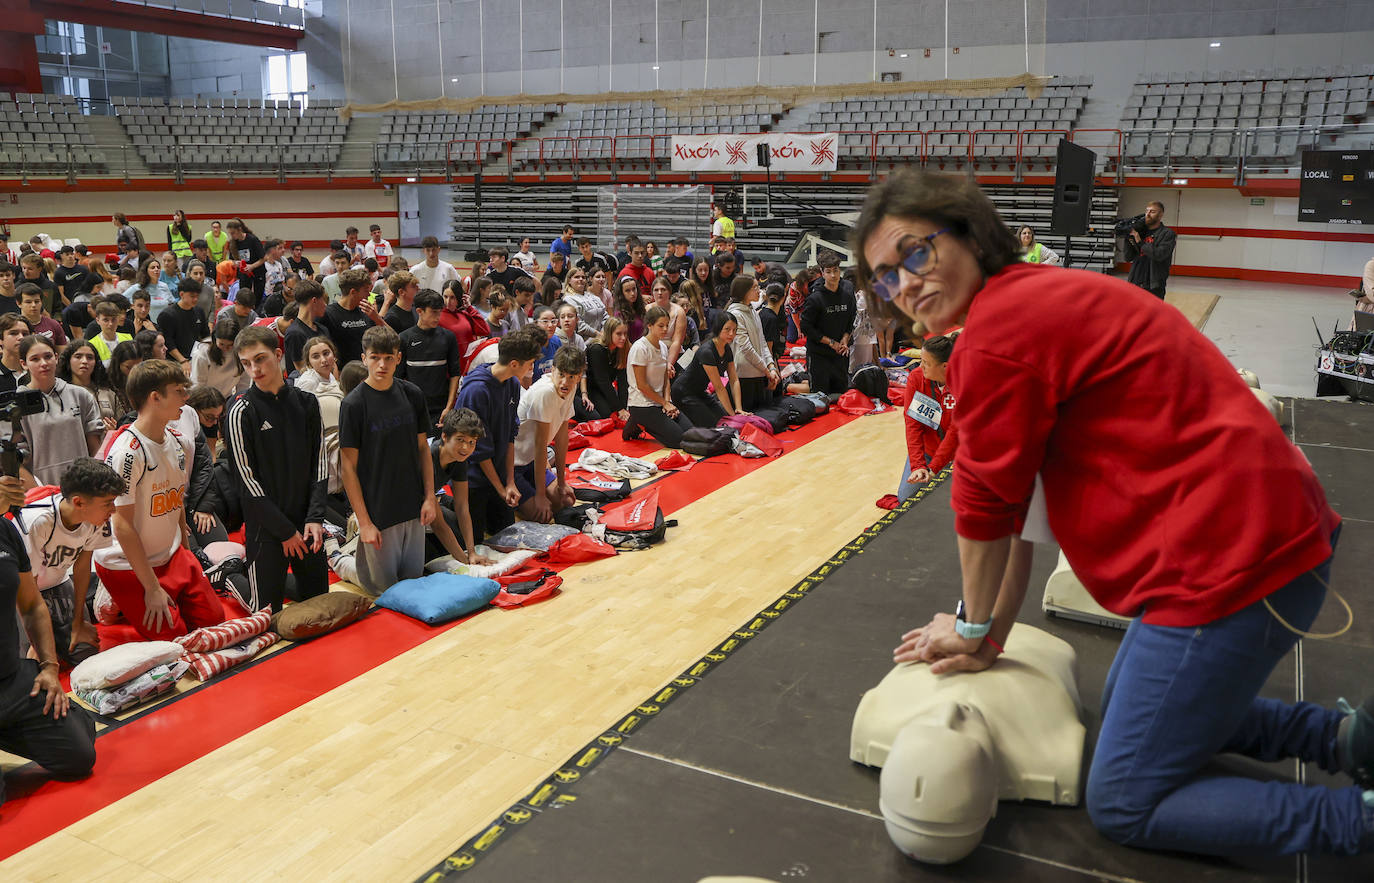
[800,256,858,395]
[223,326,330,612]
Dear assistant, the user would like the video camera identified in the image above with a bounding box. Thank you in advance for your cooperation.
[0,387,44,482]
[1113,213,1148,238]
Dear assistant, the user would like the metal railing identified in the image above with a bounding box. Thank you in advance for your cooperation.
[4,120,1373,184]
[114,0,306,29]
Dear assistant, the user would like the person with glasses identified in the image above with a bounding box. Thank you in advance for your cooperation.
[798,251,857,395]
[860,170,1357,863]
[529,305,561,384]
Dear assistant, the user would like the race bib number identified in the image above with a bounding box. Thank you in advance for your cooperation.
[906,391,942,430]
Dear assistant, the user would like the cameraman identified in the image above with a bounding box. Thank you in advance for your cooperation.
[1123,201,1176,299]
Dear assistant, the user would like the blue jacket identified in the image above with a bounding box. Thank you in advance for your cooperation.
[454,363,521,486]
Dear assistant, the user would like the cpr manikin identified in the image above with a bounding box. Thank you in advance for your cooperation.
[851,625,1085,864]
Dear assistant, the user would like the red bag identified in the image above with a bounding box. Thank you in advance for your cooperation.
[574,418,618,436]
[600,486,661,532]
[876,494,901,510]
[836,389,888,415]
[567,430,590,451]
[654,450,694,470]
[492,565,563,608]
[4,485,60,520]
[739,424,783,458]
[540,533,618,566]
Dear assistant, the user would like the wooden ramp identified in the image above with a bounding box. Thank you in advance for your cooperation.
[1166,289,1221,331]
[2,412,907,881]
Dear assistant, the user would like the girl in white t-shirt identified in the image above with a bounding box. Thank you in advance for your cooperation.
[512,237,538,272]
[625,305,692,449]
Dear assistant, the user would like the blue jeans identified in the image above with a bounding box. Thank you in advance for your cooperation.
[1086,531,1369,856]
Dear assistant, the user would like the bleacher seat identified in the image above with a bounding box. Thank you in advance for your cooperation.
[0,93,104,174]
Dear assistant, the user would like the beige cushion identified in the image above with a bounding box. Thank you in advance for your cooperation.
[270,592,372,640]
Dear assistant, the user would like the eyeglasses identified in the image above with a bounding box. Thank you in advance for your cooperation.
[870,228,950,303]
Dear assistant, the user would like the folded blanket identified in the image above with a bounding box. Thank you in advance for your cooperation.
[571,448,657,480]
[424,546,541,578]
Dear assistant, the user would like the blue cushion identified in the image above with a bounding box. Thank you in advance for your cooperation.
[375,573,500,625]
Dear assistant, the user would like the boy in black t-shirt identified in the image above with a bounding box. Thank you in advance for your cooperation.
[283,279,330,372]
[325,267,381,364]
[52,247,89,304]
[757,281,786,361]
[157,277,209,368]
[425,408,494,566]
[397,289,461,433]
[338,325,438,596]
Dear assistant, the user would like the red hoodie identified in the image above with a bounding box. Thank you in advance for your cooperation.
[439,306,490,373]
[949,262,1338,627]
[901,367,958,473]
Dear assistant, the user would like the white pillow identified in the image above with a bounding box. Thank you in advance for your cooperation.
[70,641,185,692]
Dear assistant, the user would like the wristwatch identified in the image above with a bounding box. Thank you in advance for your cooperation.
[954,600,993,640]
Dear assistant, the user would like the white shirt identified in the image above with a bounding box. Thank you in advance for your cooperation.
[410,259,460,295]
[514,375,576,467]
[15,493,113,591]
[627,336,670,409]
[190,340,251,398]
[512,250,537,270]
[95,424,192,570]
[363,238,393,268]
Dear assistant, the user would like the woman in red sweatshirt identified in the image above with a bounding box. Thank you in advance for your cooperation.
[898,333,958,501]
[853,169,1369,860]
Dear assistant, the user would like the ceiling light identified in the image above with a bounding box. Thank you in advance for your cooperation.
[899,53,908,58]
[652,65,660,70]
[1209,41,1221,48]
[450,77,459,82]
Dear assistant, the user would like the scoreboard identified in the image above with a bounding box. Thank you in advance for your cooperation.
[1298,150,1374,225]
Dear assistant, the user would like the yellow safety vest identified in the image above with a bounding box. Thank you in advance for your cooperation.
[1021,242,1044,263]
[168,226,193,259]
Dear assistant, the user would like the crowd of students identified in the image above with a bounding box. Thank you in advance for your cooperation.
[0,213,915,802]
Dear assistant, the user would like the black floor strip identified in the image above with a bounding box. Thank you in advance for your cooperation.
[413,471,951,881]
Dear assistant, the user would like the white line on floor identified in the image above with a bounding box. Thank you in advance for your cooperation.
[1296,441,1374,454]
[621,746,1150,883]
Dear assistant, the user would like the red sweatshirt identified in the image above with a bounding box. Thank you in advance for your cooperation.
[439,306,491,373]
[901,367,958,473]
[949,263,1338,627]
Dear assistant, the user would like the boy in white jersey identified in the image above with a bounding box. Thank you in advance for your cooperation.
[94,359,224,640]
[14,458,123,666]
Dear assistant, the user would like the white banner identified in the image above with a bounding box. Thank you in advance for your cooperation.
[669,132,839,172]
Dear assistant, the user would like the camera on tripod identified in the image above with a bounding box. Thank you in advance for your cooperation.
[1113,213,1148,238]
[0,387,44,481]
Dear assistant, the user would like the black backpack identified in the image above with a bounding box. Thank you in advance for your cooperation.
[681,427,736,457]
[748,405,791,434]
[850,364,889,401]
[778,395,817,425]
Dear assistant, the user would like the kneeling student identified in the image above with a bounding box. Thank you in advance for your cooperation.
[224,325,330,612]
[454,328,541,539]
[424,408,495,565]
[339,325,439,596]
[14,458,124,666]
[94,360,224,640]
[513,345,583,523]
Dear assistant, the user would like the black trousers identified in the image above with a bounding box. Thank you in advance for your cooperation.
[807,352,849,395]
[586,389,620,421]
[627,405,692,449]
[0,659,96,796]
[739,377,780,411]
[468,483,517,541]
[245,533,330,613]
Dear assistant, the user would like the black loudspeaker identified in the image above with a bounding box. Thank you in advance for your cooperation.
[756,143,772,167]
[1050,139,1096,236]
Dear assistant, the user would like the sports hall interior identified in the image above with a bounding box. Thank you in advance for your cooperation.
[0,1,1373,881]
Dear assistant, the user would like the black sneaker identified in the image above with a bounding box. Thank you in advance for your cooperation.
[1338,695,1374,787]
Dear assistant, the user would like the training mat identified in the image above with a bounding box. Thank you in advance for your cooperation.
[458,459,1374,882]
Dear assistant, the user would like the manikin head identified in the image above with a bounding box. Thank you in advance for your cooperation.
[880,701,998,865]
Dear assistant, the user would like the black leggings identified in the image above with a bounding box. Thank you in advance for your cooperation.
[627,405,693,449]
[467,483,517,541]
[672,387,727,428]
